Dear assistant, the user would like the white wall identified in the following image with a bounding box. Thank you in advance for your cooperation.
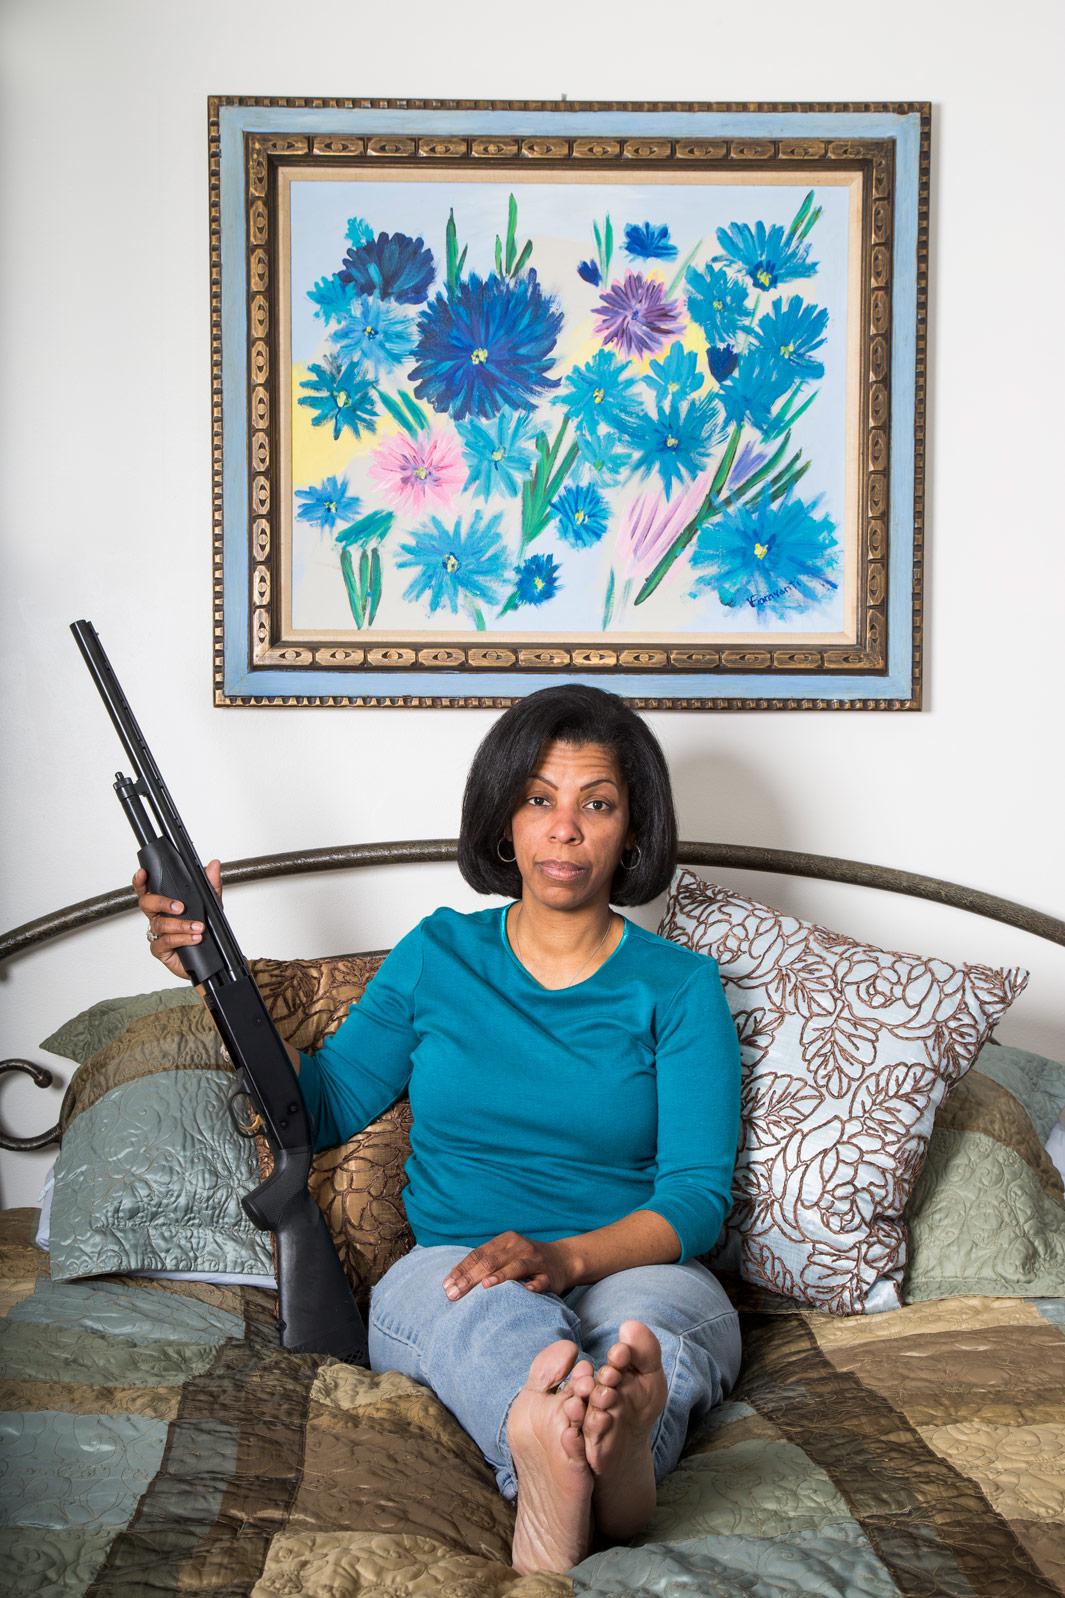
[2,0,1063,1208]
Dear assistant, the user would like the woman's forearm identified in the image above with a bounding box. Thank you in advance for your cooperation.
[558,1208,682,1288]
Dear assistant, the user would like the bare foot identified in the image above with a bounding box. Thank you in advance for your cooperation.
[568,1319,667,1543]
[508,1340,596,1574]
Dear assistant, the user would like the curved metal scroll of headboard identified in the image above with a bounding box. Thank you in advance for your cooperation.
[3,838,1063,1153]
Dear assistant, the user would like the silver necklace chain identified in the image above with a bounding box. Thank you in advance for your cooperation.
[511,905,617,988]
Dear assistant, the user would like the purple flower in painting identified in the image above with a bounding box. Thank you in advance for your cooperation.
[615,468,716,583]
[339,231,436,304]
[592,271,686,359]
[409,269,563,422]
[729,439,768,487]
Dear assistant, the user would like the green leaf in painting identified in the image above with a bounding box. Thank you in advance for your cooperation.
[339,546,365,627]
[602,567,616,630]
[787,191,813,240]
[375,386,418,438]
[505,192,517,272]
[367,547,382,625]
[399,388,428,432]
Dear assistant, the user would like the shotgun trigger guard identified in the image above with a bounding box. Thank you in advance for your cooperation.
[227,1081,263,1138]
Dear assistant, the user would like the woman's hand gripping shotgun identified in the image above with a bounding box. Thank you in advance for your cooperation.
[70,619,370,1366]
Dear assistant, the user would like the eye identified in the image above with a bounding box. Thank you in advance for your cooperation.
[526,793,550,806]
[586,798,612,812]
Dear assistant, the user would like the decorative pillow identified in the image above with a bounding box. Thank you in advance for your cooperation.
[47,999,272,1283]
[42,953,413,1304]
[658,868,1029,1315]
[902,1053,1065,1301]
[969,1040,1065,1150]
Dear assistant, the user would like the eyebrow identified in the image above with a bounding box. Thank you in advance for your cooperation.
[528,773,621,792]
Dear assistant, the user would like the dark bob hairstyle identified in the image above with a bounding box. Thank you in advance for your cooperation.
[457,684,677,907]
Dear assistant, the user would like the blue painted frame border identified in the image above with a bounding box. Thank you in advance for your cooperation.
[213,101,927,708]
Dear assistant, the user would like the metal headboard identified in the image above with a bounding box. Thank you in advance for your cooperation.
[3,838,1063,1152]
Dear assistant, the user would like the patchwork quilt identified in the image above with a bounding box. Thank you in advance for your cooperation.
[1,1208,1063,1596]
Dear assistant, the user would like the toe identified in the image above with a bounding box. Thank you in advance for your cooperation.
[528,1338,580,1392]
[562,1391,586,1428]
[589,1381,620,1412]
[618,1320,663,1374]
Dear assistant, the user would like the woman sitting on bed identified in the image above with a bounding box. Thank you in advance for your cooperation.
[134,683,743,1577]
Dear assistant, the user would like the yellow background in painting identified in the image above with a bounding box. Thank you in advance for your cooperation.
[291,362,404,490]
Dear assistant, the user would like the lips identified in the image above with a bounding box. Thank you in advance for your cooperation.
[537,860,588,881]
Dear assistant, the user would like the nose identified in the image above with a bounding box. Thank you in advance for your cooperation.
[548,799,582,843]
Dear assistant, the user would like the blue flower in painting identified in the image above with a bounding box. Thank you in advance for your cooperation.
[686,265,751,345]
[308,274,356,325]
[573,425,633,487]
[577,259,602,286]
[713,220,817,291]
[752,295,829,379]
[396,511,509,615]
[330,293,418,377]
[706,344,739,383]
[716,351,792,434]
[514,552,561,607]
[621,396,721,500]
[346,216,374,248]
[457,409,537,499]
[298,355,379,440]
[645,340,704,404]
[295,475,361,531]
[624,221,678,260]
[689,488,839,621]
[339,231,436,304]
[409,269,563,422]
[553,483,609,549]
[562,350,642,433]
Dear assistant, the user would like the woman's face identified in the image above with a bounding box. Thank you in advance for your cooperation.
[507,739,635,913]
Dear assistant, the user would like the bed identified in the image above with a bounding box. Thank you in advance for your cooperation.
[2,840,1064,1598]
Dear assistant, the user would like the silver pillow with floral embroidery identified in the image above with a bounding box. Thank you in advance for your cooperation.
[659,868,1029,1315]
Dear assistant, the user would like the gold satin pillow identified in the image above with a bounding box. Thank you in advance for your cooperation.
[248,953,415,1311]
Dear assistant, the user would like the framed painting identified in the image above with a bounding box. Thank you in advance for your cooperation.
[210,98,929,709]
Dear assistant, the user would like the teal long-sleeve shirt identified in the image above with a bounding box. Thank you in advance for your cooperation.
[297,903,741,1262]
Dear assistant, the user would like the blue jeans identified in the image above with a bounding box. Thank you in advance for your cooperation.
[368,1244,742,1501]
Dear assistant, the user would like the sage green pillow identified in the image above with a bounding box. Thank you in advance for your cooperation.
[902,1043,1065,1303]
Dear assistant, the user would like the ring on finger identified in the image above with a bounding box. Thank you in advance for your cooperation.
[146,926,156,943]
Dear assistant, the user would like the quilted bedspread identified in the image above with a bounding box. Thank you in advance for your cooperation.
[1,1208,1064,1597]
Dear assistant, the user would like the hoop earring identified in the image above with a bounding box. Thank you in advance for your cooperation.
[496,838,516,864]
[620,843,642,871]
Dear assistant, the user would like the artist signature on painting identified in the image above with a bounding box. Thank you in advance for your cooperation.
[721,575,838,609]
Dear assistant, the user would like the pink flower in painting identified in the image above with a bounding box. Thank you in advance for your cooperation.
[369,429,466,513]
[593,271,686,358]
[616,467,715,584]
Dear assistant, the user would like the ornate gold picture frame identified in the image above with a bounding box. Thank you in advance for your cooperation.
[210,98,929,709]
